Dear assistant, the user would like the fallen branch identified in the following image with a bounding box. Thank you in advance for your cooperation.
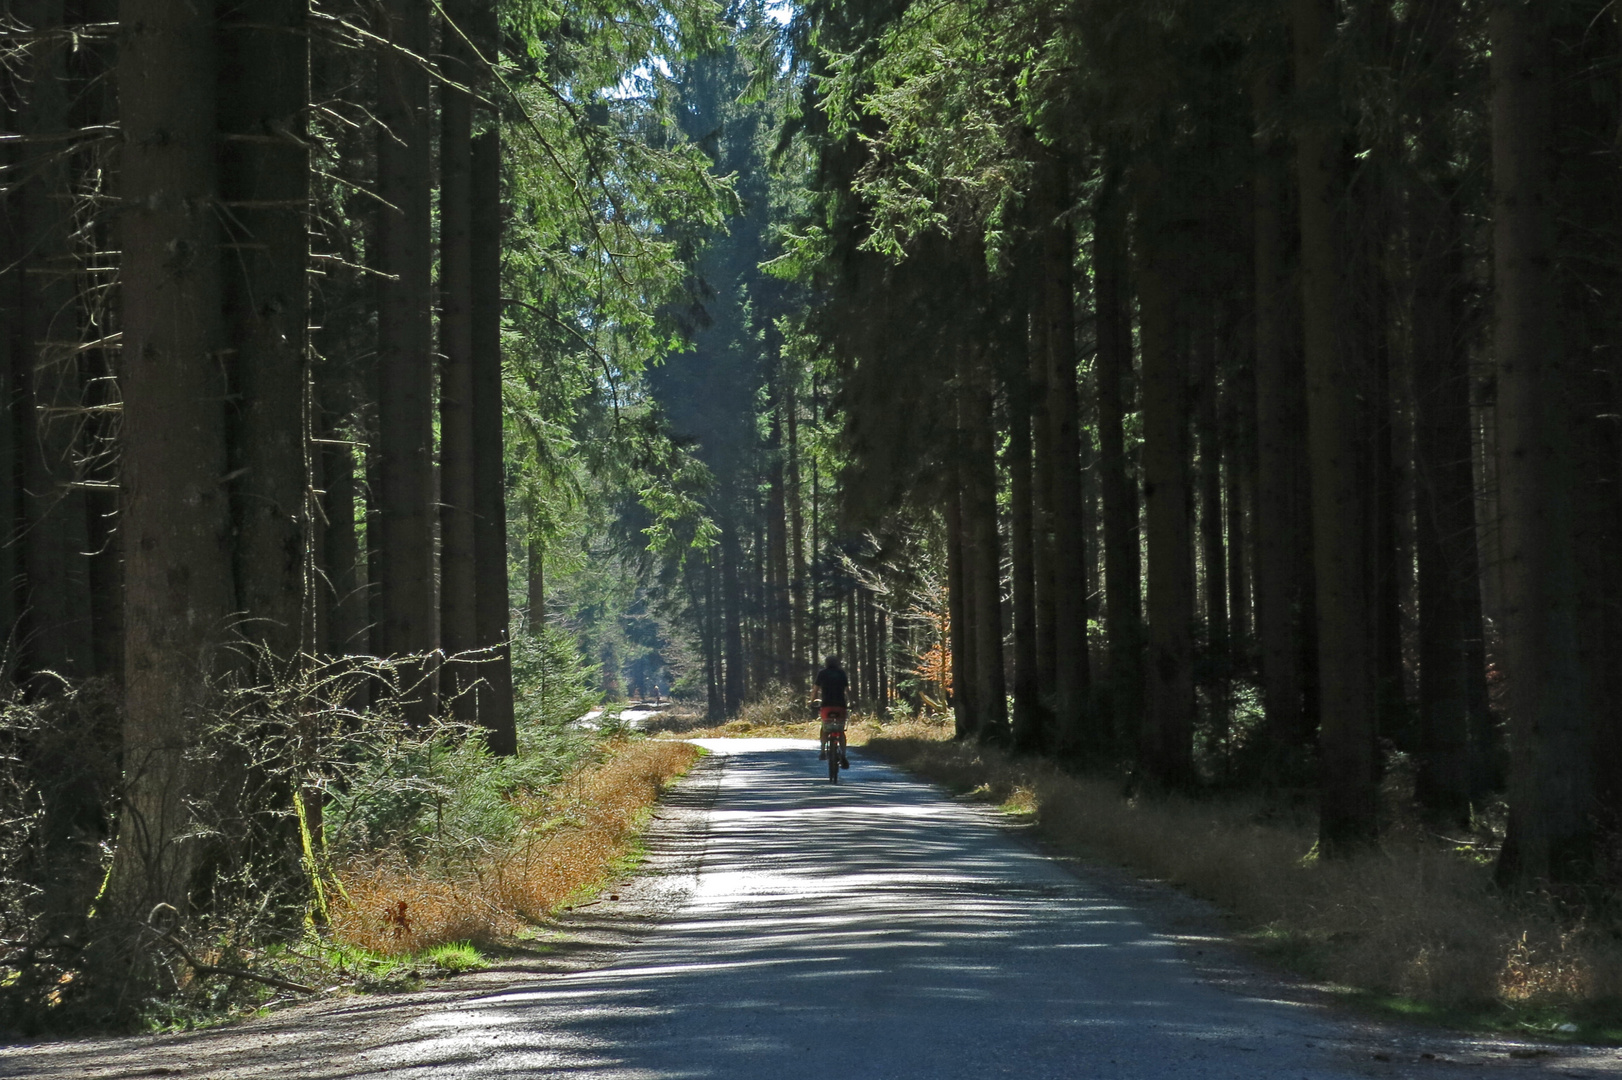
[146,905,315,995]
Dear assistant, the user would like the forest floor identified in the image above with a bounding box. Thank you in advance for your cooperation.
[4,736,1622,1078]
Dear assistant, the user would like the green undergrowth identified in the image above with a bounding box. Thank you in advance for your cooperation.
[1338,988,1622,1047]
[279,938,489,994]
[138,938,494,1033]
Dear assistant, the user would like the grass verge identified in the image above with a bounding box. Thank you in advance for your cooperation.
[328,738,701,955]
[863,726,1622,1045]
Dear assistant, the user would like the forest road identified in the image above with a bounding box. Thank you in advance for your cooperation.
[7,739,1622,1079]
[322,740,1622,1079]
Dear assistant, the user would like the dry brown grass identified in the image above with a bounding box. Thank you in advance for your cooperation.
[867,732,1622,1013]
[329,739,700,954]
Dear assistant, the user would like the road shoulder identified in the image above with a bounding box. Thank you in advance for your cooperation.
[0,751,727,1080]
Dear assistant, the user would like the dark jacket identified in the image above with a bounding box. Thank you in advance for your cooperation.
[815,666,849,709]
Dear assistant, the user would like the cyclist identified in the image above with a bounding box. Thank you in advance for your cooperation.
[814,655,850,769]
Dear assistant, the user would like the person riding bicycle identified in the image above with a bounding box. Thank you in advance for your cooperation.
[814,655,850,769]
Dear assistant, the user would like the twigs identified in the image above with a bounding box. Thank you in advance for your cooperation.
[144,904,315,995]
[0,123,117,145]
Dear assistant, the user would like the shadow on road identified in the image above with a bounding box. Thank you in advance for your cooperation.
[369,741,1361,1079]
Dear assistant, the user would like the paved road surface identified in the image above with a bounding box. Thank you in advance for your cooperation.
[575,704,672,730]
[8,738,1621,1078]
[361,739,1393,1079]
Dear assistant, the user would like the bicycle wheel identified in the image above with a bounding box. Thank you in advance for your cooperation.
[828,742,840,783]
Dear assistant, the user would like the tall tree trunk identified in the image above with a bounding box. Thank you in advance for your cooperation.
[526,532,545,633]
[1195,316,1231,763]
[438,0,479,727]
[863,588,877,705]
[109,0,236,917]
[373,0,436,722]
[877,610,890,712]
[1135,189,1197,790]
[1489,2,1591,888]
[0,78,16,687]
[810,438,821,668]
[871,596,883,706]
[850,588,862,705]
[1361,158,1407,753]
[1553,4,1622,849]
[751,501,769,695]
[83,374,123,683]
[1195,321,1228,667]
[787,383,808,691]
[1250,59,1310,753]
[1093,155,1142,755]
[767,406,790,685]
[470,120,515,753]
[1009,348,1043,750]
[946,461,976,739]
[1409,0,1478,828]
[321,438,364,655]
[704,557,722,718]
[0,94,14,681]
[1293,0,1378,850]
[220,0,310,677]
[1043,159,1091,753]
[16,0,94,687]
[1030,300,1058,722]
[962,372,1008,741]
[722,520,745,715]
[1224,355,1253,649]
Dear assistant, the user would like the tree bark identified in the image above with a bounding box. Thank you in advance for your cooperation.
[1135,190,1197,790]
[1408,0,1479,828]
[470,120,516,753]
[1029,299,1058,721]
[1043,159,1091,753]
[963,371,1008,742]
[1293,0,1378,851]
[1008,346,1043,750]
[787,382,808,691]
[1224,358,1252,649]
[1195,320,1228,667]
[722,520,745,714]
[321,437,364,655]
[704,556,722,717]
[1489,1,1592,888]
[1093,154,1142,755]
[1250,58,1310,753]
[1552,5,1622,847]
[438,0,479,727]
[0,74,17,689]
[1361,158,1407,753]
[110,0,236,916]
[810,438,822,670]
[946,454,976,739]
[526,530,545,633]
[373,0,436,722]
[877,610,890,712]
[16,0,95,687]
[863,588,878,705]
[220,0,310,671]
[768,406,791,685]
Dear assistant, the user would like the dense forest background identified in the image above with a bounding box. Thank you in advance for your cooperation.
[1,0,1619,1033]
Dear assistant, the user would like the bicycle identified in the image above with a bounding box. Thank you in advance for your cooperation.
[816,702,849,783]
